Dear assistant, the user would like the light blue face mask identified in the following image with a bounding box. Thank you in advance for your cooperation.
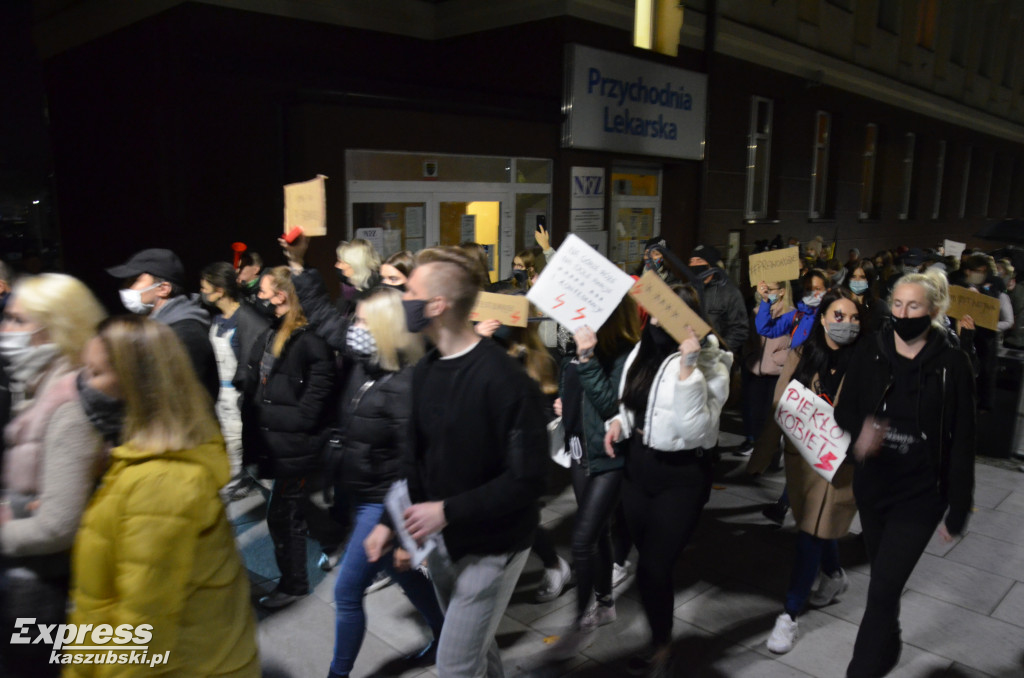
[849,280,869,295]
[766,294,779,304]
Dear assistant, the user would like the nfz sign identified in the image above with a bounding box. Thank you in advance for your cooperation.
[571,167,604,211]
[562,44,707,160]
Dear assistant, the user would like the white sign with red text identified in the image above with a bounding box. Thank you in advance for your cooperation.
[527,233,635,332]
[774,379,850,483]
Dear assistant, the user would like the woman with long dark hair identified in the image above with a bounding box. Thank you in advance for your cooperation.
[748,288,864,655]
[548,297,641,660]
[835,269,975,677]
[603,284,732,677]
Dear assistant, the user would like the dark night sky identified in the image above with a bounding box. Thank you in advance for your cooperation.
[0,0,51,208]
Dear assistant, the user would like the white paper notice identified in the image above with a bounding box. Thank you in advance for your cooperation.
[383,230,403,257]
[384,480,437,566]
[405,206,425,238]
[527,233,636,332]
[460,215,476,243]
[354,228,385,255]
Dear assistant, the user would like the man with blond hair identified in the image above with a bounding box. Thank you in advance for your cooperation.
[365,246,548,678]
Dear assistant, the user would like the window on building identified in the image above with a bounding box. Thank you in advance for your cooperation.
[878,0,902,34]
[899,133,916,220]
[745,97,773,220]
[982,152,994,218]
[827,0,854,11]
[633,0,684,56]
[1003,21,1019,88]
[959,146,972,219]
[978,4,1000,78]
[859,124,878,220]
[809,111,831,219]
[916,0,937,50]
[949,0,970,67]
[932,140,946,220]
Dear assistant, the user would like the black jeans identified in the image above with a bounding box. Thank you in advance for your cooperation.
[267,476,313,595]
[847,492,945,677]
[741,368,779,441]
[622,439,713,648]
[570,461,623,621]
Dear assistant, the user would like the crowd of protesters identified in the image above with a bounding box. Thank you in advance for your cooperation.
[0,223,1008,678]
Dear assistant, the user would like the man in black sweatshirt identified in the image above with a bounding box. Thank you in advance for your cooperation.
[366,246,548,678]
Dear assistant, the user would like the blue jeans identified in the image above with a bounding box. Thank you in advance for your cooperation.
[330,502,444,677]
[784,530,840,617]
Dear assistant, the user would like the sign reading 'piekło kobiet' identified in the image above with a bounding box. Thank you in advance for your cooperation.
[562,44,707,160]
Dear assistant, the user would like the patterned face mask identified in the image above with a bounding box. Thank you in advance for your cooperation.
[346,325,378,361]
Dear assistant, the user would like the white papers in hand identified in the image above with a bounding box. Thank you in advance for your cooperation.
[384,480,437,565]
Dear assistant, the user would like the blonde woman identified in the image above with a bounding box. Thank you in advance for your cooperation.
[67,316,258,677]
[327,287,444,677]
[0,274,106,678]
[336,239,382,317]
[239,266,336,609]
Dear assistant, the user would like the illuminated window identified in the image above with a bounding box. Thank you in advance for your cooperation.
[859,125,878,219]
[809,111,831,219]
[916,0,937,50]
[899,133,916,220]
[634,0,683,56]
[745,97,773,220]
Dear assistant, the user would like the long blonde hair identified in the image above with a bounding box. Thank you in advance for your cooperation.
[336,239,381,290]
[13,273,106,366]
[358,287,424,372]
[266,266,308,357]
[98,316,219,453]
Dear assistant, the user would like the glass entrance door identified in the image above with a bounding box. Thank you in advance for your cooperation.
[438,195,504,283]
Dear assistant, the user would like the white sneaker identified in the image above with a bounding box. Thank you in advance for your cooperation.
[364,572,392,595]
[611,560,631,588]
[809,568,849,607]
[580,602,617,631]
[766,613,798,654]
[536,556,571,603]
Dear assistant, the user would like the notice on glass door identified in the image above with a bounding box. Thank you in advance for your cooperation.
[460,215,476,243]
[405,206,425,238]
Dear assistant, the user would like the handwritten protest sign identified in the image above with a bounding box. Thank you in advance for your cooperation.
[527,233,635,332]
[749,247,800,287]
[469,291,529,327]
[943,239,966,260]
[947,285,1000,331]
[630,270,712,342]
[283,175,327,236]
[774,380,850,483]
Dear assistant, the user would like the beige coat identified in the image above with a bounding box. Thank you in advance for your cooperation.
[748,350,857,540]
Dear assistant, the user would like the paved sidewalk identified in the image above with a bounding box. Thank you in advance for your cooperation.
[232,441,1024,678]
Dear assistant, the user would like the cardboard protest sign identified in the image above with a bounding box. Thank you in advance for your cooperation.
[469,291,529,327]
[283,175,327,236]
[630,270,712,342]
[748,247,800,286]
[774,380,850,483]
[943,239,966,260]
[527,233,635,332]
[947,286,1001,331]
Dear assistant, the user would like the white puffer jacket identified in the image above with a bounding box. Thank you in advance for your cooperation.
[609,334,733,451]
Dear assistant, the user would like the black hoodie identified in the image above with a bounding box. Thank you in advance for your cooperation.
[835,320,976,534]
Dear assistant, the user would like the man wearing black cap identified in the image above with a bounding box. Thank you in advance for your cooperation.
[689,244,748,357]
[107,248,219,400]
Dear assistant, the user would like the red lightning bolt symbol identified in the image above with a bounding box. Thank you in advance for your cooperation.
[814,452,837,472]
[552,294,566,309]
[572,307,586,320]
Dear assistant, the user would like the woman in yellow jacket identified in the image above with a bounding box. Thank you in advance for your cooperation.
[64,316,259,677]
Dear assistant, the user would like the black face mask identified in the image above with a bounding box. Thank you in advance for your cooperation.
[689,264,710,277]
[511,270,528,286]
[382,282,406,293]
[892,314,932,341]
[336,269,350,286]
[403,299,431,333]
[76,371,124,444]
[644,322,677,354]
[251,296,278,320]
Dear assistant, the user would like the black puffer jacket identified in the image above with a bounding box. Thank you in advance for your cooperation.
[239,326,336,479]
[332,361,413,503]
[835,320,976,534]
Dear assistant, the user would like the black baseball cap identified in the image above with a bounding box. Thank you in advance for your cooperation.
[106,248,185,287]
